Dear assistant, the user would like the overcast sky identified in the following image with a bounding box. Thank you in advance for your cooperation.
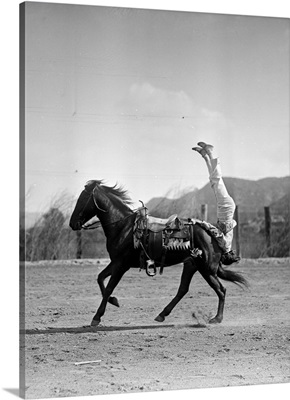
[23,2,290,213]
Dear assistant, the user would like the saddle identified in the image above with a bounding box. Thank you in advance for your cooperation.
[148,215,192,260]
[146,214,179,232]
[134,208,198,276]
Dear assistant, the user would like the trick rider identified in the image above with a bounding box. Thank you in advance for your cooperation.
[192,141,240,265]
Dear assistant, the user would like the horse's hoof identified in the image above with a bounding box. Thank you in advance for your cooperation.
[209,316,222,324]
[91,319,100,327]
[154,315,165,323]
[109,296,120,307]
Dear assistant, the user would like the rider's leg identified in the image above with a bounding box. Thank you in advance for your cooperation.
[208,158,236,225]
[196,142,236,225]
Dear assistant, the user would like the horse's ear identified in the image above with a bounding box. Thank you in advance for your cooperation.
[85,180,98,192]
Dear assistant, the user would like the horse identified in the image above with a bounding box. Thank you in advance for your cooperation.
[69,179,248,326]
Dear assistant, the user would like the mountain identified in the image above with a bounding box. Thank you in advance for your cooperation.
[146,176,290,224]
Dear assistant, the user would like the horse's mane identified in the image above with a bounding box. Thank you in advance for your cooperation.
[89,179,133,208]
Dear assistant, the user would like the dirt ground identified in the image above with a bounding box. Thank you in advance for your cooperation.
[21,257,290,399]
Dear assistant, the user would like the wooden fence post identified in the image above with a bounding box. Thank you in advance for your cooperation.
[201,204,208,221]
[234,205,241,257]
[264,206,271,250]
[76,230,82,259]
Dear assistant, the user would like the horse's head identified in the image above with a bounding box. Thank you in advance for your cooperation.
[70,179,134,231]
[69,180,100,231]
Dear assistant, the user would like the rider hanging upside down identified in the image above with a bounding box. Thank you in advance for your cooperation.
[192,141,240,265]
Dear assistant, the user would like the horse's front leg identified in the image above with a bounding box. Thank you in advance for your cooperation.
[91,262,129,326]
[97,262,120,307]
[155,258,198,322]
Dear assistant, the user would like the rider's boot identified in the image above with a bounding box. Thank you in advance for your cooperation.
[220,249,241,265]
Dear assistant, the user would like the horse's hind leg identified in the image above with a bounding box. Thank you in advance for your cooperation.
[97,262,120,307]
[155,258,198,322]
[200,270,226,324]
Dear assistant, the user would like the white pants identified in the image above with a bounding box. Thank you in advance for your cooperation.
[207,158,236,252]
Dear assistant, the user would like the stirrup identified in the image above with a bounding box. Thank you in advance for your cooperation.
[146,259,157,277]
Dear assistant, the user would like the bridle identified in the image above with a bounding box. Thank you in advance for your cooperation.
[83,186,108,213]
[78,187,108,230]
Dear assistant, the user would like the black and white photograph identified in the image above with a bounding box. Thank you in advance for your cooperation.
[15,0,290,399]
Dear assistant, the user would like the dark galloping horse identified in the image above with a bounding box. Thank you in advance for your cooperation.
[69,180,248,326]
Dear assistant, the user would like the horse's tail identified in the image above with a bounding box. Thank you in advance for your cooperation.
[217,264,249,289]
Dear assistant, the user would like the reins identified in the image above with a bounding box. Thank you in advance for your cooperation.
[82,212,136,230]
